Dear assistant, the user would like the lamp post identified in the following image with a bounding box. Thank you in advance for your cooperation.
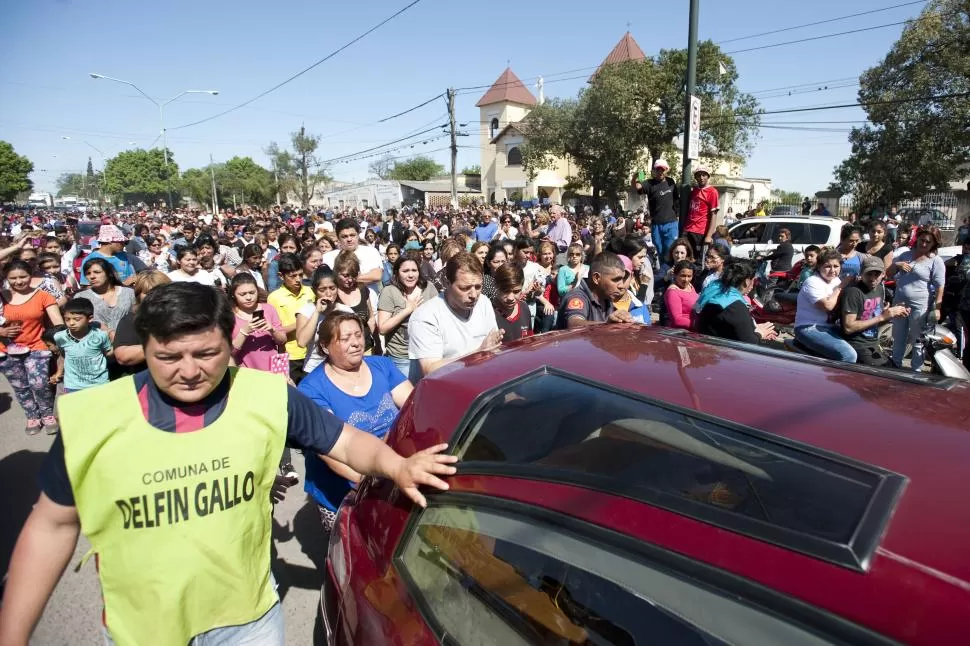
[89,73,218,209]
[679,0,700,226]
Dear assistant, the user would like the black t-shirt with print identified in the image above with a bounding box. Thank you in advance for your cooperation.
[841,283,884,352]
[494,302,533,343]
[646,177,679,224]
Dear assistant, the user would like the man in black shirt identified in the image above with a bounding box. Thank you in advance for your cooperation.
[645,159,680,265]
[764,228,795,273]
[841,256,910,365]
[557,253,632,329]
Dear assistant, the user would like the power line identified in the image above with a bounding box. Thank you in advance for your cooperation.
[759,90,970,116]
[699,90,970,128]
[320,125,447,165]
[751,82,858,99]
[718,0,927,44]
[454,8,930,97]
[724,19,915,55]
[745,77,858,95]
[378,93,445,123]
[168,0,425,130]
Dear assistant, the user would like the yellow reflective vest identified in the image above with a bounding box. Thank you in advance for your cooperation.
[60,368,287,646]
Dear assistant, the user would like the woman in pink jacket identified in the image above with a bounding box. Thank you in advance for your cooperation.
[664,260,698,329]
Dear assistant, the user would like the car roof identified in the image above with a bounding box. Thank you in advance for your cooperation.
[729,215,840,225]
[415,325,970,586]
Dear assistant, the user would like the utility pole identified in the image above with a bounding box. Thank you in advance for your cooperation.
[273,163,281,207]
[679,0,700,224]
[209,154,219,216]
[447,88,458,207]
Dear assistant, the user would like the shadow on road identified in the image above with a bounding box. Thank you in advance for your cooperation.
[271,499,329,602]
[0,393,11,415]
[0,450,46,577]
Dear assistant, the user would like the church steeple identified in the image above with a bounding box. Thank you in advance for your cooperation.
[590,31,647,81]
[475,68,537,108]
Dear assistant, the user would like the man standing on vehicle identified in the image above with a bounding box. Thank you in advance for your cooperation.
[0,283,456,646]
[841,256,910,366]
[557,252,633,329]
[645,159,680,266]
[684,166,719,260]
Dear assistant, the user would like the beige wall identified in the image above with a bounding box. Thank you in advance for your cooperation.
[480,103,533,202]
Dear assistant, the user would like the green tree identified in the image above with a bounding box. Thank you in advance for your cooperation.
[264,142,296,206]
[521,42,760,208]
[266,129,331,208]
[389,156,444,181]
[0,141,34,202]
[292,126,331,208]
[222,156,275,207]
[180,167,215,207]
[831,0,970,207]
[368,154,395,180]
[461,164,481,174]
[770,189,803,205]
[104,148,179,206]
[56,172,85,197]
[85,157,98,201]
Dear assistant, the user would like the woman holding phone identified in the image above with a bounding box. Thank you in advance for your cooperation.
[229,273,287,372]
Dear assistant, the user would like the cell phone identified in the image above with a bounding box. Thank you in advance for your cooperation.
[251,309,265,322]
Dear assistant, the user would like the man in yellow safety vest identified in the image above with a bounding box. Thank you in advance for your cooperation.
[0,282,456,646]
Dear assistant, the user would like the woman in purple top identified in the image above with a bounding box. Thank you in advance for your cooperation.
[229,273,287,373]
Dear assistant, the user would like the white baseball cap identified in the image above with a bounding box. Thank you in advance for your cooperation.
[653,159,670,170]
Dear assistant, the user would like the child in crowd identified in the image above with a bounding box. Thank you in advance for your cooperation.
[47,298,113,394]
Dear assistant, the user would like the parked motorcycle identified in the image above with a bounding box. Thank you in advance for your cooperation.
[924,324,970,379]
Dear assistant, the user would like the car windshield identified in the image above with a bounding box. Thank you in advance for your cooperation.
[456,371,904,569]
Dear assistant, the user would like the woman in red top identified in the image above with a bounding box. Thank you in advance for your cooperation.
[0,259,64,435]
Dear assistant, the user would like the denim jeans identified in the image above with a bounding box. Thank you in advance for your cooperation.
[892,304,928,371]
[652,221,680,266]
[105,601,284,646]
[795,324,858,363]
[390,355,411,380]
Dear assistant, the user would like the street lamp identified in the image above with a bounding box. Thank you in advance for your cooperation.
[89,73,219,208]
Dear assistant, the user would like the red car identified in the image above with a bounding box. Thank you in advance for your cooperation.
[322,325,970,645]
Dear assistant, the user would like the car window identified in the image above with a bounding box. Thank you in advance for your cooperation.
[729,221,768,244]
[779,222,811,244]
[454,372,904,569]
[399,505,836,646]
[809,224,831,245]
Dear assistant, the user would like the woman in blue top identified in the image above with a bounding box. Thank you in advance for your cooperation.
[297,311,413,530]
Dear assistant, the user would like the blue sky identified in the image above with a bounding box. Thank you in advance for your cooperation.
[2,0,923,196]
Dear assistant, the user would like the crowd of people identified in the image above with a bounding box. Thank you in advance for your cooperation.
[2,157,969,642]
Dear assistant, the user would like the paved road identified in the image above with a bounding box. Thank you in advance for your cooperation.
[0,377,327,645]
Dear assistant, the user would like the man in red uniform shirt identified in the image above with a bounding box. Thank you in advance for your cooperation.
[684,166,719,259]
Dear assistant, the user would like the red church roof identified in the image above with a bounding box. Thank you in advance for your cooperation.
[475,68,537,108]
[590,32,647,80]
